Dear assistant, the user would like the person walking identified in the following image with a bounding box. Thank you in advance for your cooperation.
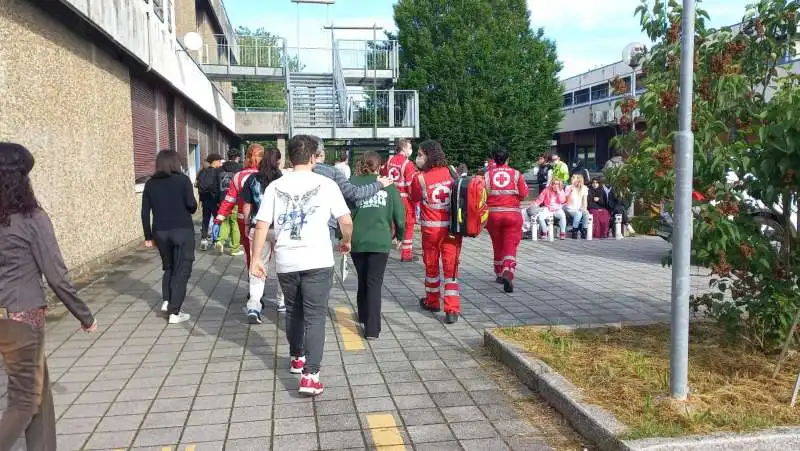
[350,151,406,339]
[213,149,244,255]
[142,149,198,324]
[0,142,97,451]
[196,153,222,251]
[241,147,285,323]
[380,139,417,262]
[251,135,352,396]
[484,146,529,293]
[411,140,463,324]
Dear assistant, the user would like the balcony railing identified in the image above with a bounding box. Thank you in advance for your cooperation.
[196,35,398,76]
[291,88,418,131]
[233,89,287,111]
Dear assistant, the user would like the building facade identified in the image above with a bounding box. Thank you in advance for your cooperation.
[0,0,238,274]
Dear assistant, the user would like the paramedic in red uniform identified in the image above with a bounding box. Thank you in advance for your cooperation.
[485,147,529,293]
[381,139,417,262]
[215,144,263,267]
[410,140,462,324]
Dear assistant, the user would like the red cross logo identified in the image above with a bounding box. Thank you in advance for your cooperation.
[388,167,401,181]
[492,171,511,188]
[431,186,451,204]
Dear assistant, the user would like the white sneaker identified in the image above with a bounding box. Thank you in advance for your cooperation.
[161,301,169,313]
[215,241,224,255]
[230,249,245,257]
[168,312,191,324]
[200,239,209,251]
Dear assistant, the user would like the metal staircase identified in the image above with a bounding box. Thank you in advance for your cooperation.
[290,73,346,128]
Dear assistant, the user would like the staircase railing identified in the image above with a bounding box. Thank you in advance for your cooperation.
[283,38,294,137]
[332,41,351,127]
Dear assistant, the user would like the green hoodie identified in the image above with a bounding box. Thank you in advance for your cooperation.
[349,174,406,253]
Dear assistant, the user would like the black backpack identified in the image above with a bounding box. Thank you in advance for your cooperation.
[196,168,217,194]
[218,170,235,201]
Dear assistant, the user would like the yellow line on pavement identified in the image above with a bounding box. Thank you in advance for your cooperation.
[335,306,365,351]
[185,446,196,451]
[367,413,407,449]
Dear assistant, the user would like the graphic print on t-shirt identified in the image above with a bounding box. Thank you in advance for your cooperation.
[275,185,321,240]
[357,190,388,209]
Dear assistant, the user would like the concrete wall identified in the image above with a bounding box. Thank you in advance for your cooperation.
[59,0,236,133]
[0,0,140,270]
[562,61,639,92]
[236,111,289,135]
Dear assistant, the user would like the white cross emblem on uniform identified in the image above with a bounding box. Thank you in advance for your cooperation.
[431,186,451,204]
[492,171,511,188]
[388,167,401,181]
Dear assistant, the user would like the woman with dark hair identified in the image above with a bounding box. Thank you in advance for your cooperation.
[588,177,612,238]
[350,151,405,339]
[241,147,285,323]
[410,140,463,324]
[196,153,223,251]
[0,142,96,450]
[142,149,198,324]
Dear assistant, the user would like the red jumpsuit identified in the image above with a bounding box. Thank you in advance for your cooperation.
[410,167,463,314]
[485,164,529,280]
[215,167,258,266]
[381,154,417,261]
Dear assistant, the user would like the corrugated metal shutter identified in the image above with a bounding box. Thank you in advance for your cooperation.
[157,90,169,151]
[131,75,157,181]
[176,98,187,166]
[167,93,176,153]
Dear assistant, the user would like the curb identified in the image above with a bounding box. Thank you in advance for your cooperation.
[484,329,800,451]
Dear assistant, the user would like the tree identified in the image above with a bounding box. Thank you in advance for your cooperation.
[608,0,800,352]
[232,27,304,110]
[393,0,563,170]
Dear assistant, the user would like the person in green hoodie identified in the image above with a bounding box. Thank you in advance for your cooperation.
[349,151,406,339]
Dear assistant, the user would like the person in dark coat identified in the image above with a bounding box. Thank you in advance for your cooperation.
[587,177,611,238]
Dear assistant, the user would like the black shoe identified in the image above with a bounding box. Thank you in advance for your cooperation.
[502,275,514,293]
[419,298,441,313]
[445,313,459,324]
[571,229,579,239]
[495,276,504,284]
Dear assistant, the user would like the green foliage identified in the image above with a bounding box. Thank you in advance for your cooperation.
[392,0,563,170]
[610,0,800,352]
[232,27,303,110]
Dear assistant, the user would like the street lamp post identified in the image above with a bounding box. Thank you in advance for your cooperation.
[670,0,696,401]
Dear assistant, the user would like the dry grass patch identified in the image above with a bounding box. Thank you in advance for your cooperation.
[497,324,800,440]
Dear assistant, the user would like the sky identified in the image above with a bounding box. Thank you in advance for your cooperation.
[223,0,754,79]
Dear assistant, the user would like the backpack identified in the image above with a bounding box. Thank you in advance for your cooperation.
[448,167,488,238]
[218,170,235,201]
[196,168,217,194]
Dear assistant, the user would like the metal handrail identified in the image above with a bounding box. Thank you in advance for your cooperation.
[332,41,351,127]
[283,38,294,137]
[291,89,418,130]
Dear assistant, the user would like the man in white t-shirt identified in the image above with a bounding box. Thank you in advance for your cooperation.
[251,135,352,397]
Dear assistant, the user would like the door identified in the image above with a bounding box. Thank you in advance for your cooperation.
[187,143,200,182]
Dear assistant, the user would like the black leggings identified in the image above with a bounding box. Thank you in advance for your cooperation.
[199,193,218,239]
[154,228,196,315]
[351,252,389,338]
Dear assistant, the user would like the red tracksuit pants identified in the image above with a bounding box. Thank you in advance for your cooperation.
[421,227,463,314]
[486,212,523,280]
[238,219,250,267]
[399,198,417,260]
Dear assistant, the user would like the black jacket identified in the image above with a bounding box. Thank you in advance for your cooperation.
[587,186,609,211]
[141,172,198,240]
[537,163,551,186]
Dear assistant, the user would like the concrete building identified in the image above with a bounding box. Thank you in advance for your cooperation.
[554,33,800,172]
[0,0,238,275]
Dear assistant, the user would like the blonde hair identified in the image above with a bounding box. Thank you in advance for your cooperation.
[571,174,584,189]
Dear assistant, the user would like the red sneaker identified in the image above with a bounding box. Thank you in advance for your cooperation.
[298,372,324,396]
[559,232,566,240]
[290,356,306,374]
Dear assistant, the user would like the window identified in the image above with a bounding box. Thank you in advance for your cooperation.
[635,73,646,93]
[591,83,609,101]
[563,93,574,107]
[573,88,590,105]
[153,0,164,22]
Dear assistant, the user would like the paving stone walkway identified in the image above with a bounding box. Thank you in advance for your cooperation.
[1,232,708,450]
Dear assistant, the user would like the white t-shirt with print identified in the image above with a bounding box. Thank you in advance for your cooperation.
[254,171,350,273]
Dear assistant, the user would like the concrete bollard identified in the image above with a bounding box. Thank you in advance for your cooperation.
[615,214,623,240]
[546,213,554,242]
[586,214,594,241]
[532,216,539,241]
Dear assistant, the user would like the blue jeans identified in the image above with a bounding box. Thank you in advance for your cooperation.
[564,207,589,230]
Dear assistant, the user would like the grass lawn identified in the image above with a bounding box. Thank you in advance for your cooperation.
[497,324,800,440]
